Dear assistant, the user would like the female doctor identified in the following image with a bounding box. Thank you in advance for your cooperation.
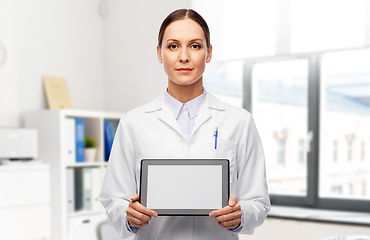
[99,9,271,240]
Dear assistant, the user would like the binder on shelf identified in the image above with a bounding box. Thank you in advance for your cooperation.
[74,167,92,211]
[91,167,102,211]
[104,120,115,161]
[66,168,75,213]
[75,118,85,163]
[83,167,92,211]
[65,118,76,164]
[74,168,83,211]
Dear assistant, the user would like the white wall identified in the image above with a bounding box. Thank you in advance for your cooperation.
[103,0,191,112]
[0,0,106,127]
[0,0,191,127]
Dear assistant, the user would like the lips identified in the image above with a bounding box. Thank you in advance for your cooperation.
[176,68,193,73]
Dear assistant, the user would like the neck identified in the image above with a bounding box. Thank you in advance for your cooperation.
[167,78,204,103]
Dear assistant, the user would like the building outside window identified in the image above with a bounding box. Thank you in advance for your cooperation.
[333,140,338,162]
[298,139,305,163]
[277,139,286,165]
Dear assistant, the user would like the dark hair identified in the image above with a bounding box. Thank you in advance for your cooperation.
[158,9,210,49]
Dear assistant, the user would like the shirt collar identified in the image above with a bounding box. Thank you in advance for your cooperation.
[164,89,206,120]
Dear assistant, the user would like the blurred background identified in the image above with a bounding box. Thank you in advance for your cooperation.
[0,0,370,239]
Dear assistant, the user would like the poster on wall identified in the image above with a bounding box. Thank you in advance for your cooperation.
[43,76,72,109]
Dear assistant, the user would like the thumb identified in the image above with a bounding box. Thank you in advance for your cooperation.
[131,194,139,201]
[228,194,237,207]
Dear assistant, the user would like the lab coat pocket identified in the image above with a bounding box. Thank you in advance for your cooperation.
[207,138,236,184]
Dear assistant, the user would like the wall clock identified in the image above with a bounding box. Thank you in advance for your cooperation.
[0,41,6,69]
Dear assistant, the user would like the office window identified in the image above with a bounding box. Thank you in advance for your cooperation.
[193,0,277,60]
[277,138,286,165]
[203,61,244,108]
[252,58,308,196]
[298,139,305,163]
[291,0,367,53]
[333,140,338,162]
[320,49,370,200]
[361,141,366,161]
[347,140,353,162]
[331,185,343,195]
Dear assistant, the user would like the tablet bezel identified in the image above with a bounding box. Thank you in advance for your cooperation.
[139,159,230,216]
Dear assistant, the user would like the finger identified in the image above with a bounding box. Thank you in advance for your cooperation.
[209,203,240,217]
[218,219,240,229]
[126,206,153,223]
[228,194,237,207]
[131,194,139,201]
[127,215,149,228]
[214,209,242,223]
[129,200,158,217]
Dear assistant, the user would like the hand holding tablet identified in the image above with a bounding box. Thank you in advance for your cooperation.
[126,194,158,228]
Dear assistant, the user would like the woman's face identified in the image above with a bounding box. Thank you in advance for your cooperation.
[157,18,212,86]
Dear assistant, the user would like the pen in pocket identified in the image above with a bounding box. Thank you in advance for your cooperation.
[214,127,218,149]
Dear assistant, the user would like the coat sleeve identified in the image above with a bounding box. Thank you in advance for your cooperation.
[237,112,271,235]
[99,116,138,238]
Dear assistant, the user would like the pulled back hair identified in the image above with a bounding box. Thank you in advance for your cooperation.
[158,9,210,49]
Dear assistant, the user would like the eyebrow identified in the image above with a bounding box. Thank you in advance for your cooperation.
[166,38,204,43]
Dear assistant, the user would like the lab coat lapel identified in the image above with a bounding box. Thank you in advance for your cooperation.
[158,100,183,137]
[145,94,183,136]
[191,91,226,137]
[191,102,211,136]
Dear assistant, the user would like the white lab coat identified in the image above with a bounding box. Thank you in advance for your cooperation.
[99,91,271,240]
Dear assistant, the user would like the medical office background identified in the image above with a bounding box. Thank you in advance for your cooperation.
[1,0,370,239]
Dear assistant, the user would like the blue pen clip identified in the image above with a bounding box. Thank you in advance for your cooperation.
[214,127,218,149]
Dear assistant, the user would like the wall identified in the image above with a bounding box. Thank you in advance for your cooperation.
[0,0,106,127]
[0,0,191,127]
[103,0,191,112]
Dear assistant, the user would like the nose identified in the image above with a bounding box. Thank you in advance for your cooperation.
[179,49,189,63]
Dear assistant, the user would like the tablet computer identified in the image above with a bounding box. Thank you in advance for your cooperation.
[139,159,229,216]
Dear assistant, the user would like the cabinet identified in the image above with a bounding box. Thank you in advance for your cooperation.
[25,109,123,240]
[0,164,50,240]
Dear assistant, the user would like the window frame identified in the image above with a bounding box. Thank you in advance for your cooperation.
[242,48,370,212]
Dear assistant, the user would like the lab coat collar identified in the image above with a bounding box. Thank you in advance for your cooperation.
[144,90,226,139]
[144,90,226,113]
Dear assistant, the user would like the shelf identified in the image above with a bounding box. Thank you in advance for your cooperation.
[66,162,103,168]
[24,109,123,240]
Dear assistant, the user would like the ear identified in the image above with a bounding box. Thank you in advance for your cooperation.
[157,45,163,64]
[206,44,212,63]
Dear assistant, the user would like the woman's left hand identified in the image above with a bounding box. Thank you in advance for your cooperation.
[209,194,242,229]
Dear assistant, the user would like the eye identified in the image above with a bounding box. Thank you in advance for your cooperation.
[191,44,201,50]
[168,44,178,50]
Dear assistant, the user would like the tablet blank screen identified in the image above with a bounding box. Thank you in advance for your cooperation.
[146,165,222,209]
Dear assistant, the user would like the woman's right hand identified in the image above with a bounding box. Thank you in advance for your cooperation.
[126,194,158,228]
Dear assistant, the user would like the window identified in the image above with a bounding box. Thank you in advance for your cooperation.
[333,140,338,162]
[332,185,343,195]
[361,141,366,161]
[291,0,367,53]
[320,49,370,202]
[347,140,353,162]
[203,61,244,108]
[193,0,370,212]
[298,139,305,163]
[277,139,286,165]
[251,58,309,196]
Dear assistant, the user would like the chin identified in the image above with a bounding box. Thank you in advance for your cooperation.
[169,76,203,86]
